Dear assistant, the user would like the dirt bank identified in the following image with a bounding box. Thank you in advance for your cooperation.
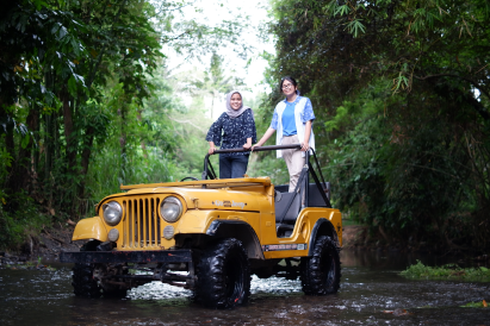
[342,225,368,249]
[0,225,80,264]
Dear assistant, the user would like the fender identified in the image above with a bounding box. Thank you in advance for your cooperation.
[72,216,108,242]
[308,218,339,256]
[206,220,264,260]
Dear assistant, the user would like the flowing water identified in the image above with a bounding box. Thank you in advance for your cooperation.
[1,250,489,326]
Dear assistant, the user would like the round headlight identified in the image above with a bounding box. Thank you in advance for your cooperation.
[103,201,123,226]
[160,196,183,223]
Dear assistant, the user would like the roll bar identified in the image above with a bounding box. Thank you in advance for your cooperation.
[202,144,301,180]
[208,144,301,154]
[201,144,331,208]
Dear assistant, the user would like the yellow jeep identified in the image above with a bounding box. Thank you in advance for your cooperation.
[60,144,342,308]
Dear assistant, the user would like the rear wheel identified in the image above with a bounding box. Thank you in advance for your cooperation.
[301,235,341,295]
[195,238,251,308]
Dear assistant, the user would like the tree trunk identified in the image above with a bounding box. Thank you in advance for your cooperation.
[0,100,16,208]
[61,88,77,171]
[119,102,127,183]
[14,104,40,196]
[60,88,79,215]
[78,125,94,215]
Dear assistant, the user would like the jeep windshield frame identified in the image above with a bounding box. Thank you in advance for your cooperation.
[202,144,332,209]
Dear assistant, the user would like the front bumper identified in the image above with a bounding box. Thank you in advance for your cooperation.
[59,249,192,264]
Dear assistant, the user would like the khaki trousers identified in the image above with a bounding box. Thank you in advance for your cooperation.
[281,135,305,192]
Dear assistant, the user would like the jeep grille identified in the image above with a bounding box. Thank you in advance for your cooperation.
[122,198,162,249]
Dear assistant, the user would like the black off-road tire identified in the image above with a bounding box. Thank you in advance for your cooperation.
[71,240,128,298]
[300,235,341,295]
[95,263,129,298]
[195,238,251,309]
[72,263,102,298]
[72,263,129,298]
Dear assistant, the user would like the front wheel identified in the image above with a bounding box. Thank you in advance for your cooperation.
[195,238,251,308]
[301,235,341,295]
[72,263,129,298]
[72,263,102,298]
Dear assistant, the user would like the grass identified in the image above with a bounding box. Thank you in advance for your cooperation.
[461,300,488,308]
[400,260,490,282]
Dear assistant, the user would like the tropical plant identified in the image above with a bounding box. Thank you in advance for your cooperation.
[0,0,253,250]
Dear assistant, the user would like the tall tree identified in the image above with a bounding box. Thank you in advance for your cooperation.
[0,0,162,225]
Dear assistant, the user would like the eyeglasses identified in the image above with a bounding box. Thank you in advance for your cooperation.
[282,83,293,89]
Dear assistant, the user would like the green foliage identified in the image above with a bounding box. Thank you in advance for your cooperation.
[248,153,290,186]
[324,77,486,246]
[0,0,166,220]
[0,135,12,205]
[267,0,490,250]
[83,62,189,209]
[401,260,490,282]
[0,192,51,250]
[85,144,181,209]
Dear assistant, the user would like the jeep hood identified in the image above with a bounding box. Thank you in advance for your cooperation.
[98,177,274,212]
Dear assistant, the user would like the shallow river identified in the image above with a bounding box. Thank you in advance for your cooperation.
[1,250,489,326]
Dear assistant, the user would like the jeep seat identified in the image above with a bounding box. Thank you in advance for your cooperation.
[275,191,301,237]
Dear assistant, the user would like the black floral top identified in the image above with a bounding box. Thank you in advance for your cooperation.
[206,109,257,156]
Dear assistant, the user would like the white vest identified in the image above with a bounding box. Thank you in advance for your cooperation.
[274,97,315,158]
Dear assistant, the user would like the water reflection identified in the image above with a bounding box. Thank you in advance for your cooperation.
[0,250,489,326]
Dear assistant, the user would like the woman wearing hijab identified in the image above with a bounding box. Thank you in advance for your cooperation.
[206,90,257,179]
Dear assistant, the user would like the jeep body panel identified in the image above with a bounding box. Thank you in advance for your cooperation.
[260,208,342,260]
[72,216,108,242]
